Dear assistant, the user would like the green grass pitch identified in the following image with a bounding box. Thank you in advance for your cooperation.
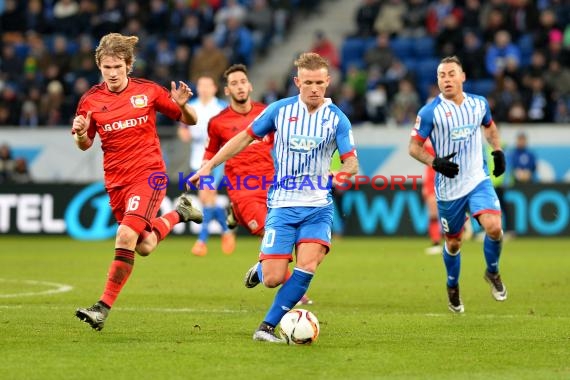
[1,236,569,379]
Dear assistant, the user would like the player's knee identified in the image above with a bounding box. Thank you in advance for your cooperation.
[446,238,462,253]
[116,226,138,247]
[135,230,151,256]
[136,248,151,256]
[296,262,318,273]
[136,243,153,256]
[135,231,158,256]
[262,272,286,288]
[296,247,326,272]
[486,224,503,240]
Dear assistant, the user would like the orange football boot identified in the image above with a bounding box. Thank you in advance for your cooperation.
[221,232,236,255]
[191,240,208,256]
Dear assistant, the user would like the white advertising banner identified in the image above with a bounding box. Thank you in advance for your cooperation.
[1,124,569,183]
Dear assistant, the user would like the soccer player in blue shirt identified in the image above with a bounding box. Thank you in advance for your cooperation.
[178,75,233,256]
[409,56,507,313]
[189,52,358,341]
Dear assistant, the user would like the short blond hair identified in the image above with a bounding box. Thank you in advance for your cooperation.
[440,55,463,70]
[294,52,329,71]
[95,33,138,73]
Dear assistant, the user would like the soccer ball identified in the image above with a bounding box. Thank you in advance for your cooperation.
[279,309,320,345]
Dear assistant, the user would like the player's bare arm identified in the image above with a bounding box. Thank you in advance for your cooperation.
[189,129,254,186]
[170,80,198,125]
[71,111,94,151]
[408,138,435,167]
[483,121,502,151]
[340,155,359,176]
[410,138,459,179]
[332,156,359,187]
[483,120,506,176]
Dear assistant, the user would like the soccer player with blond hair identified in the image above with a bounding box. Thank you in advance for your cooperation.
[72,33,203,330]
[191,53,358,342]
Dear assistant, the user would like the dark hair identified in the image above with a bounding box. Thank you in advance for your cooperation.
[223,64,248,84]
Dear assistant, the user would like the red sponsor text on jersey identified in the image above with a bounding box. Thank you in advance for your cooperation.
[76,78,182,188]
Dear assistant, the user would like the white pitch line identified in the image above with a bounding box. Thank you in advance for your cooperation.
[0,279,73,298]
[118,307,248,314]
[0,304,567,319]
[424,312,570,320]
[0,304,248,314]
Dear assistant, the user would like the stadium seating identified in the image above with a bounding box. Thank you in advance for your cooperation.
[401,57,418,73]
[412,36,436,59]
[341,37,368,73]
[417,80,435,103]
[389,36,414,60]
[471,79,496,96]
[414,58,440,83]
[517,33,534,67]
[463,80,475,93]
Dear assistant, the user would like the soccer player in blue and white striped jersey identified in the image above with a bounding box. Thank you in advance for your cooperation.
[190,52,358,341]
[178,75,231,257]
[409,56,508,314]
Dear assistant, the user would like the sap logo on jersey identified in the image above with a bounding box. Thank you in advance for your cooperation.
[450,124,477,141]
[102,116,148,132]
[289,135,324,153]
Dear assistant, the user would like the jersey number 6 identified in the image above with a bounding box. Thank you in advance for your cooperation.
[127,196,141,212]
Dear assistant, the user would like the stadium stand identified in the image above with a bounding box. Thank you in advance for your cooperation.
[1,0,569,127]
[0,0,324,127]
[389,36,414,61]
[340,37,368,73]
[343,0,570,125]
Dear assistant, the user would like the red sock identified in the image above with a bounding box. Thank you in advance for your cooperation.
[428,217,442,244]
[100,248,135,308]
[151,211,181,242]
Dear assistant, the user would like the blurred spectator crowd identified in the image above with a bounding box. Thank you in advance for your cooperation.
[1,0,569,128]
[309,0,570,126]
[0,143,32,183]
[0,0,321,127]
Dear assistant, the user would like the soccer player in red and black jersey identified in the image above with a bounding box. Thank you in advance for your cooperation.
[203,64,313,305]
[71,33,203,331]
[204,64,271,237]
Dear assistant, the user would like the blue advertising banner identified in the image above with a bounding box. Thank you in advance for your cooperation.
[0,183,226,239]
[338,183,570,236]
[1,183,568,237]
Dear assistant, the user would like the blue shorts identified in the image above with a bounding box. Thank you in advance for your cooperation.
[259,204,333,261]
[437,179,501,237]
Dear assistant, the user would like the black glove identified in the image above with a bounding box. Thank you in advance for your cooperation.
[432,152,459,178]
[491,150,506,177]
